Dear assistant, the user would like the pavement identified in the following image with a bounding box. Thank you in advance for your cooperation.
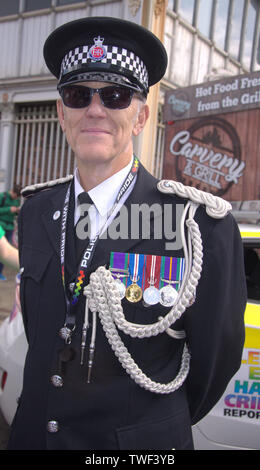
[0,264,18,449]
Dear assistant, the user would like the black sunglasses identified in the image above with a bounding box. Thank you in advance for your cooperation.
[59,85,135,110]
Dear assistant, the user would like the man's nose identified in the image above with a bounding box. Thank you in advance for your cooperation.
[85,91,106,115]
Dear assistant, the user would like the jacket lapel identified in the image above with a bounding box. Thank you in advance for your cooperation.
[41,181,76,280]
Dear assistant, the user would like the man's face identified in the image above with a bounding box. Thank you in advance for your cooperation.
[57,82,149,171]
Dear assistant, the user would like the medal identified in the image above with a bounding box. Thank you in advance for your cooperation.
[143,286,160,305]
[159,283,178,307]
[143,255,160,305]
[159,256,185,307]
[125,282,143,303]
[125,253,143,303]
[109,254,130,300]
[114,278,127,300]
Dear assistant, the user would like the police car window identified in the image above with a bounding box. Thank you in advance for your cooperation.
[244,246,260,302]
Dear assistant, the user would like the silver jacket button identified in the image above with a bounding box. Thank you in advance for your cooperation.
[47,420,59,433]
[51,374,63,388]
[53,210,61,220]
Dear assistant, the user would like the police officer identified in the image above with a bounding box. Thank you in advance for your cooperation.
[7,17,246,450]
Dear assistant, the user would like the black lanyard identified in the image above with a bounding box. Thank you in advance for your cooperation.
[60,156,140,334]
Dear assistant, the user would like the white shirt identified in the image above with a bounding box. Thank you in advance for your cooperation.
[74,157,136,239]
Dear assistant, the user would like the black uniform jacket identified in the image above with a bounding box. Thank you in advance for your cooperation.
[7,164,246,450]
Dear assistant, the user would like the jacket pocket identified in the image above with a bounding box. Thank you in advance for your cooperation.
[116,407,193,450]
[20,246,52,346]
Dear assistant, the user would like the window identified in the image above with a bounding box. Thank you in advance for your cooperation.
[244,246,260,302]
[12,103,74,188]
[0,0,82,16]
[243,0,257,69]
[197,0,214,37]
[174,0,195,24]
[0,0,19,16]
[170,0,260,71]
[57,0,82,4]
[229,0,244,60]
[257,32,260,65]
[24,0,52,11]
[213,0,229,50]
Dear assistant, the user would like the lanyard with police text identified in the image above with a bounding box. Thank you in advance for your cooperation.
[60,156,140,334]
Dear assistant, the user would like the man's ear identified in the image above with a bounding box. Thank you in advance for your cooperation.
[132,104,150,137]
[56,99,66,132]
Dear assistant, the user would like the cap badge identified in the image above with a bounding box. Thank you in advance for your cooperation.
[88,36,107,62]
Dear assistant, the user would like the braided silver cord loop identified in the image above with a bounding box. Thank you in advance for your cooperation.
[82,202,203,393]
[21,175,73,196]
[158,180,232,219]
[84,272,190,394]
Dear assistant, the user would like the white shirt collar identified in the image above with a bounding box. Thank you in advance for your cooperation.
[74,157,134,218]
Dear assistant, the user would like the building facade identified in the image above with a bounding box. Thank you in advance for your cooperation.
[0,0,259,191]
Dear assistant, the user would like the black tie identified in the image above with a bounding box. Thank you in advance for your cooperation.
[75,192,93,263]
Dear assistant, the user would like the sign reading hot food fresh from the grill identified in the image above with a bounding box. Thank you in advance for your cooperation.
[163,71,260,200]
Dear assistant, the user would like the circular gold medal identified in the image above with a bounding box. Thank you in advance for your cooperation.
[125,283,143,303]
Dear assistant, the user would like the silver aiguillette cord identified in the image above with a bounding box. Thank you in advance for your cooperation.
[87,310,97,383]
[80,298,89,365]
[81,296,97,383]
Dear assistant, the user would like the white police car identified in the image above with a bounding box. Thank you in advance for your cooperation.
[0,274,28,425]
[193,205,260,450]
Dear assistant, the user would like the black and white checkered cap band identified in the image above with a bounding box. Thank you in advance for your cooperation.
[60,45,149,90]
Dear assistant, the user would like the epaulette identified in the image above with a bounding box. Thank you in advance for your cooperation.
[157,179,232,219]
[21,175,73,198]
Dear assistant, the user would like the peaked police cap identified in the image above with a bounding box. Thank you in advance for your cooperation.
[43,16,168,95]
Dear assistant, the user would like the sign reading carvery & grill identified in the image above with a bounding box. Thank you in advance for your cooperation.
[163,71,260,200]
